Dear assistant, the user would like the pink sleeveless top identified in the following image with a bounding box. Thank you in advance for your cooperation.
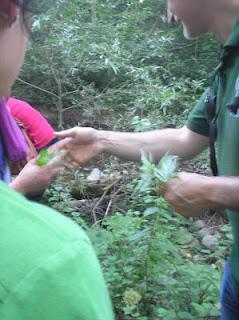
[7,98,54,149]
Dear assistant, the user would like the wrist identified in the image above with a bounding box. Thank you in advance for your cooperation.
[96,129,113,154]
[204,176,230,209]
[192,175,219,210]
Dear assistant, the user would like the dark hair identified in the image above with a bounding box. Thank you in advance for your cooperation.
[0,0,31,29]
[15,0,49,14]
[0,0,48,32]
[16,0,32,25]
[10,0,49,33]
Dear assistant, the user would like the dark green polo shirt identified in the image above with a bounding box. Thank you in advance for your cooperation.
[187,20,239,293]
[0,182,114,320]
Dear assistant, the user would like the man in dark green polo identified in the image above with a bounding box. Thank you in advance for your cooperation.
[56,1,239,319]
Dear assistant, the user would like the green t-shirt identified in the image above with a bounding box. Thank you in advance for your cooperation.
[187,20,239,293]
[0,182,114,320]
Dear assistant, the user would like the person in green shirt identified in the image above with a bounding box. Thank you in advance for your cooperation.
[56,1,239,319]
[0,1,114,319]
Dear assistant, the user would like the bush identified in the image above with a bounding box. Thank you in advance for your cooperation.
[14,0,219,129]
[90,195,220,319]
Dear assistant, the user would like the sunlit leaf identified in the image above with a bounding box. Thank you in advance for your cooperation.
[136,151,178,194]
[36,148,67,166]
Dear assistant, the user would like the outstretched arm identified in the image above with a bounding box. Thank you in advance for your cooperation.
[55,126,209,165]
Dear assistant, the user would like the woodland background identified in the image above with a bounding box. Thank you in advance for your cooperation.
[13,1,228,319]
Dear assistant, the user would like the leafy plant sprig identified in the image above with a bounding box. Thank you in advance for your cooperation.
[135,151,179,194]
[36,148,67,167]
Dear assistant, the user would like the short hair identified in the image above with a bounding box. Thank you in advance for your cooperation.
[1,1,49,32]
[0,0,32,28]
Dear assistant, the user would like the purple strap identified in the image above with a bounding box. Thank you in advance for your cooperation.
[0,98,27,161]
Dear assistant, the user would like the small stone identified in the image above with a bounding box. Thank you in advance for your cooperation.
[202,235,219,250]
[198,227,210,238]
[194,220,206,229]
[192,254,201,263]
[178,232,194,245]
[86,168,101,182]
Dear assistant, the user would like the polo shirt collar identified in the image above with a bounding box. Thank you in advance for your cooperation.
[224,19,239,48]
[218,19,239,66]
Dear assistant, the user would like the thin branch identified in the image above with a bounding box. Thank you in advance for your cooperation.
[104,198,113,218]
[16,77,58,99]
[92,189,108,225]
[62,105,78,113]
[114,206,127,214]
[62,89,79,97]
[148,15,161,36]
[103,185,124,220]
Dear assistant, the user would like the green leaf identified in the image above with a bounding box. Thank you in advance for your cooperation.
[36,148,67,167]
[144,207,160,216]
[130,229,150,241]
[156,153,178,182]
[135,151,178,194]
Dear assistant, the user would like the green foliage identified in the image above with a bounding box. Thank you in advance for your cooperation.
[43,182,89,230]
[14,0,219,129]
[90,194,220,319]
[136,152,178,194]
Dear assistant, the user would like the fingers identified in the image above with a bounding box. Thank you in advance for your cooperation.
[48,137,72,153]
[65,160,80,169]
[51,165,65,177]
[54,128,77,140]
[46,153,66,168]
[64,153,80,169]
[64,162,76,169]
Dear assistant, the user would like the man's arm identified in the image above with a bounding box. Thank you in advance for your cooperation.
[99,125,209,162]
[163,173,239,217]
[55,126,209,165]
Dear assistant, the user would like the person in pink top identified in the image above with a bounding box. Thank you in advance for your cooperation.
[7,97,57,151]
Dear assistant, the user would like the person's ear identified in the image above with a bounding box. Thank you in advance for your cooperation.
[0,0,18,27]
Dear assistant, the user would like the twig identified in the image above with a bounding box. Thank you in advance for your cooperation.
[205,211,217,227]
[92,189,108,225]
[103,176,122,192]
[103,186,124,219]
[17,77,58,99]
[61,105,79,113]
[148,15,161,36]
[114,206,127,214]
[46,56,64,129]
[169,43,195,52]
[62,89,79,97]
[104,198,113,218]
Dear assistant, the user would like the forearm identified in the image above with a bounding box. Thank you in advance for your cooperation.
[97,126,208,162]
[208,176,239,211]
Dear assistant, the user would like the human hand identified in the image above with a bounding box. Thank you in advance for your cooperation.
[10,139,70,195]
[55,127,103,167]
[162,172,212,217]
